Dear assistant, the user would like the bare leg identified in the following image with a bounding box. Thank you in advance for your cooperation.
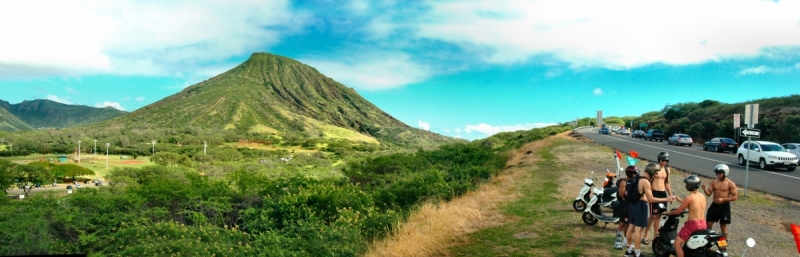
[652,213,662,237]
[720,223,728,236]
[674,237,686,257]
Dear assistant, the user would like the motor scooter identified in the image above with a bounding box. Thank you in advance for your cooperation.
[572,171,596,212]
[573,170,616,212]
[651,209,729,257]
[581,183,619,228]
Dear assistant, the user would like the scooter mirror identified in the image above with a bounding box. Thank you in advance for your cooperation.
[746,238,755,248]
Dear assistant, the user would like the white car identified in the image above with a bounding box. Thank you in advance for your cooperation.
[782,143,800,156]
[737,141,798,171]
[668,133,694,147]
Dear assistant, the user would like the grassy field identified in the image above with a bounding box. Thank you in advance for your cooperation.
[0,154,152,180]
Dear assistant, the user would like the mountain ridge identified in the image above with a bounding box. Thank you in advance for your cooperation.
[0,99,127,131]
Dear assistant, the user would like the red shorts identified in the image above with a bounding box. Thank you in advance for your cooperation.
[678,219,707,241]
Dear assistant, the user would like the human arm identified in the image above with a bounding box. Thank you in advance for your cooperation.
[617,180,627,199]
[701,181,713,196]
[665,196,691,216]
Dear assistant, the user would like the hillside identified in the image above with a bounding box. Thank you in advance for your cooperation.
[0,106,33,132]
[0,99,127,130]
[98,52,458,147]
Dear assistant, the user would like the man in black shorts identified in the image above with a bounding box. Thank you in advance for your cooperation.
[625,162,672,257]
[703,164,737,237]
[643,151,673,245]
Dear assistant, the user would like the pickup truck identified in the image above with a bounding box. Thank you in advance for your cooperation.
[645,129,664,142]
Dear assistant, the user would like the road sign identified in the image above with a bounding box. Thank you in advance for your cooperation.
[733,113,740,129]
[741,128,761,138]
[745,104,759,127]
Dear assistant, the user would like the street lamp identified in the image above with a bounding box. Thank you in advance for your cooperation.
[93,139,98,158]
[204,141,207,155]
[78,140,81,164]
[105,143,110,169]
[151,140,156,155]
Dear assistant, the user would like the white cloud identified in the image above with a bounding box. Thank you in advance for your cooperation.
[301,52,432,90]
[0,0,306,79]
[738,64,799,75]
[411,0,800,69]
[418,120,430,131]
[593,88,603,95]
[95,101,125,111]
[135,97,145,102]
[464,122,558,137]
[46,95,73,105]
[65,87,77,94]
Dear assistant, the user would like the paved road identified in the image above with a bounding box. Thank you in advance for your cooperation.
[575,127,800,201]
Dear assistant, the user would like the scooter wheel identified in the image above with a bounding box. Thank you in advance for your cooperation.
[651,237,669,257]
[572,200,587,212]
[581,212,598,225]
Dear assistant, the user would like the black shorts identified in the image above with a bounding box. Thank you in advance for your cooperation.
[614,200,629,222]
[650,190,668,215]
[706,202,731,224]
[628,201,649,227]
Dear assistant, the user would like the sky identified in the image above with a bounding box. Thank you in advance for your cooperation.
[2,0,800,140]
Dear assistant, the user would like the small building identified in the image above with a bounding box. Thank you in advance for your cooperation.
[58,155,68,163]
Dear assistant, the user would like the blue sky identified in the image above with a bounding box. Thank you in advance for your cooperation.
[2,0,800,140]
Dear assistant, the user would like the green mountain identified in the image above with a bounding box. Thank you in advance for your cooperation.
[0,105,33,132]
[0,99,128,130]
[102,52,459,147]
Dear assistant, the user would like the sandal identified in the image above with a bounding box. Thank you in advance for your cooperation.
[641,238,650,245]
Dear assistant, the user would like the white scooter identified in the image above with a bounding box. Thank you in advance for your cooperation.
[572,171,596,212]
[581,182,620,228]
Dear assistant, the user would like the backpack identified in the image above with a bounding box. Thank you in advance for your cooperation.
[625,176,642,202]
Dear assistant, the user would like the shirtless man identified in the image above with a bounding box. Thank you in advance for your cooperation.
[624,162,672,257]
[643,151,673,245]
[702,164,737,237]
[665,175,707,257]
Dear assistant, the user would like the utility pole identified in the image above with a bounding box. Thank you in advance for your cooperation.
[78,140,81,164]
[105,143,110,169]
[151,140,156,155]
[204,141,207,155]
[93,140,98,158]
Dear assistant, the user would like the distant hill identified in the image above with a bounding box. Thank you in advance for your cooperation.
[96,52,459,148]
[0,99,128,130]
[0,105,33,131]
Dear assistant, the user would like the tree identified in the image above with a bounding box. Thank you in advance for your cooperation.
[151,152,193,168]
[0,160,18,195]
[52,164,95,182]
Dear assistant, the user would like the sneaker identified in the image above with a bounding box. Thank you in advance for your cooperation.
[615,241,623,250]
[641,238,650,245]
[624,250,634,257]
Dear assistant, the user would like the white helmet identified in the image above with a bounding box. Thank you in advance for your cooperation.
[714,164,730,177]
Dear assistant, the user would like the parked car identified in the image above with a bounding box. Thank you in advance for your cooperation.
[737,141,798,171]
[645,129,664,142]
[704,137,738,153]
[618,129,631,135]
[631,130,645,138]
[599,127,611,135]
[782,143,800,156]
[668,134,693,146]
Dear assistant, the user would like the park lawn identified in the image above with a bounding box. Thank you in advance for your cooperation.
[0,154,153,180]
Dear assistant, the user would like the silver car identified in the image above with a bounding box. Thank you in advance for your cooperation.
[782,143,800,156]
[668,133,693,147]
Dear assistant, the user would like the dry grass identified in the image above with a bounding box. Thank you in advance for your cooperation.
[364,132,564,257]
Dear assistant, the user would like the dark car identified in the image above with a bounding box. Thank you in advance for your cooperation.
[631,130,645,138]
[599,127,611,135]
[645,129,664,142]
[703,137,738,153]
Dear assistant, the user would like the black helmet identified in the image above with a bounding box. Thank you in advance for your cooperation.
[714,164,730,177]
[625,165,639,178]
[657,151,670,162]
[644,162,661,178]
[684,175,701,191]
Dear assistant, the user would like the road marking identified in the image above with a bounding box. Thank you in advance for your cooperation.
[593,131,800,181]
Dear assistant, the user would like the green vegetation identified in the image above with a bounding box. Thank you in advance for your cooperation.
[0,99,127,130]
[0,124,571,256]
[579,95,800,143]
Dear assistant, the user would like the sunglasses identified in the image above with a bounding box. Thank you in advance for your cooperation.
[660,160,669,163]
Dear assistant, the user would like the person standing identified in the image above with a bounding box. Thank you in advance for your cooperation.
[625,162,673,257]
[664,175,707,257]
[614,165,637,250]
[642,151,673,245]
[702,164,738,237]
